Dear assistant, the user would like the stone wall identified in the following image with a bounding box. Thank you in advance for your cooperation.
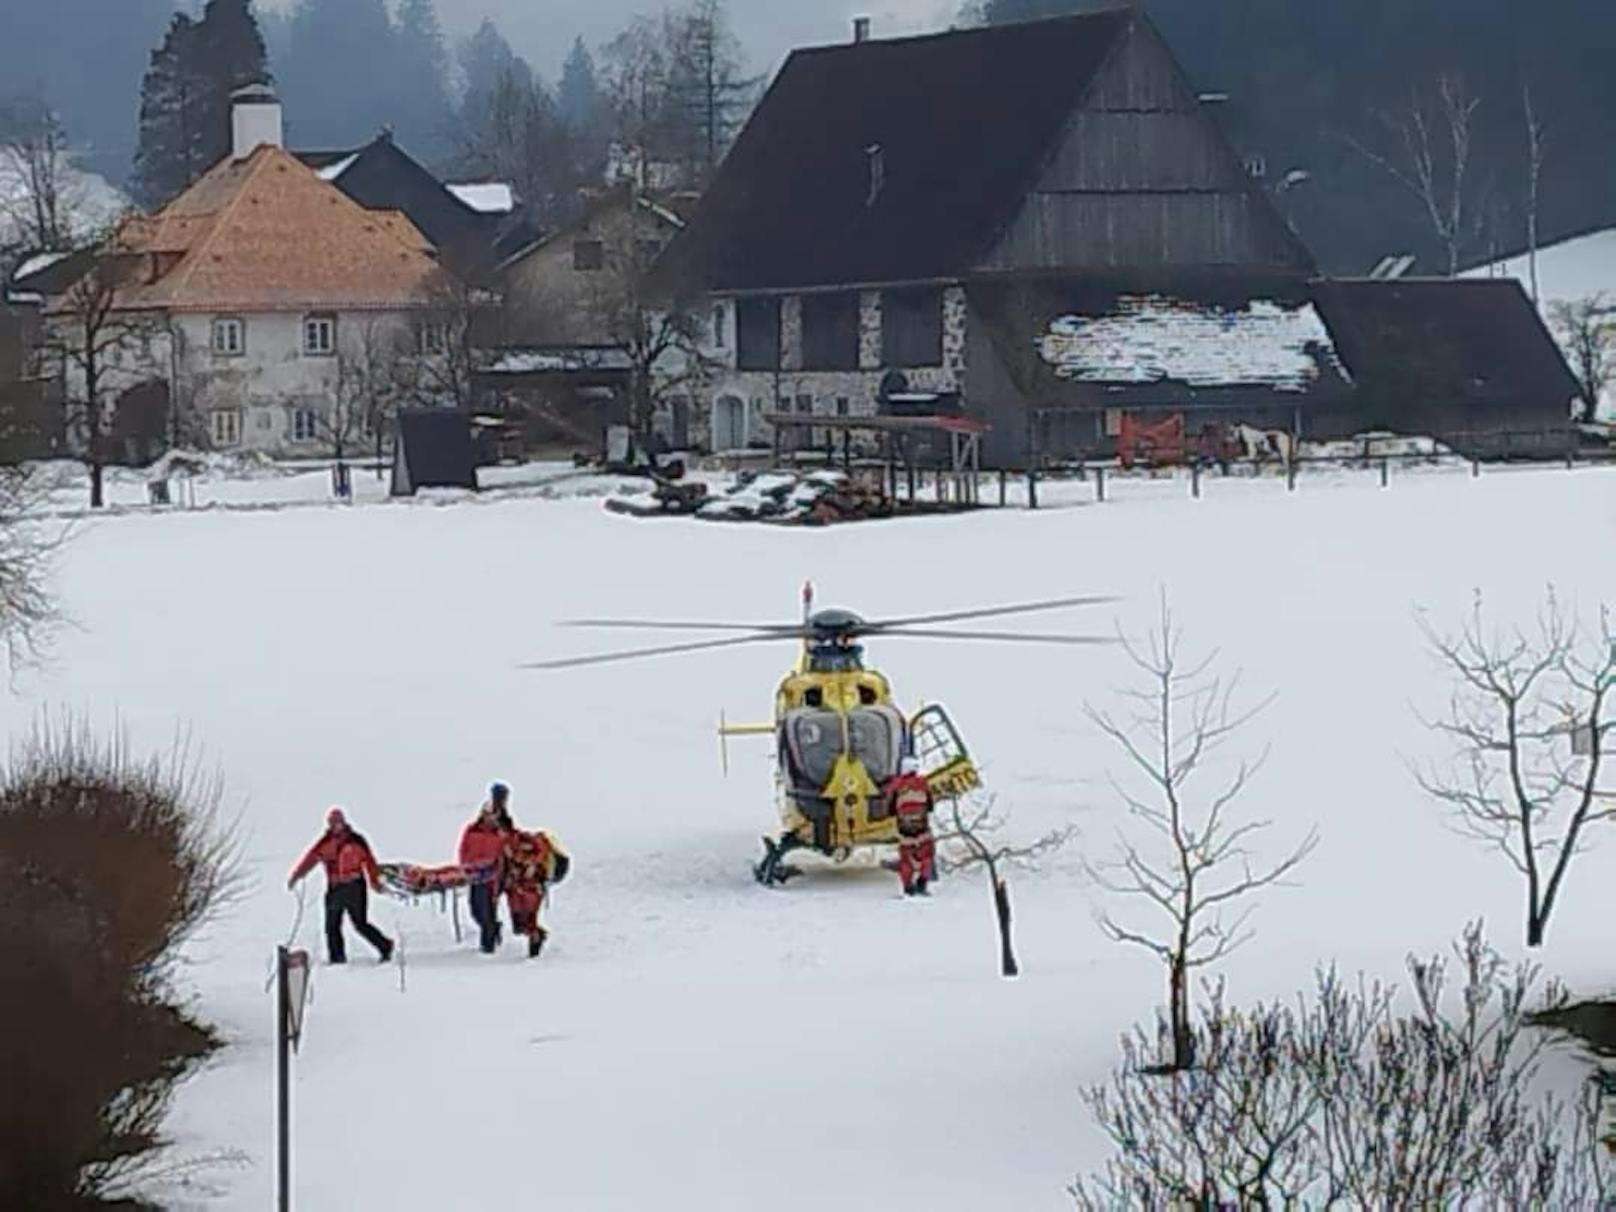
[665,284,971,453]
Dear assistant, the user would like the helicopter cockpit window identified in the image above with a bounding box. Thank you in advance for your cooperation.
[857,683,877,705]
[782,710,842,789]
[804,687,824,708]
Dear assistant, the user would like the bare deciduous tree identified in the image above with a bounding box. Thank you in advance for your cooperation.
[1414,591,1615,947]
[1348,75,1484,276]
[1086,596,1317,1072]
[47,239,161,509]
[1072,923,1606,1207]
[0,98,77,258]
[332,316,415,484]
[1521,78,1548,306]
[1548,293,1614,422]
[935,793,1073,977]
[0,465,62,669]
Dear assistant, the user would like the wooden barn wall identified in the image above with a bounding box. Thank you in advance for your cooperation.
[978,23,1310,275]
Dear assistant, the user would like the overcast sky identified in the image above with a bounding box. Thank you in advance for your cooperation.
[263,0,965,81]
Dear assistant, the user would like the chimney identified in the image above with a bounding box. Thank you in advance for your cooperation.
[231,82,282,159]
[853,16,871,42]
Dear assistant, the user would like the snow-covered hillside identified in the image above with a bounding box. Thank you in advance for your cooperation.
[1465,226,1616,311]
[4,466,1613,1208]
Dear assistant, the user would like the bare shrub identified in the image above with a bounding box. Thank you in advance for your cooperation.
[0,718,242,981]
[1072,923,1606,1208]
[0,721,240,1206]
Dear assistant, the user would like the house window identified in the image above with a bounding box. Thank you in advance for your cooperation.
[795,394,813,414]
[303,315,336,356]
[292,407,321,443]
[211,316,245,356]
[835,397,850,416]
[800,292,858,371]
[881,288,943,367]
[417,322,446,355]
[712,303,726,349]
[211,409,241,447]
[736,297,782,371]
[573,240,605,271]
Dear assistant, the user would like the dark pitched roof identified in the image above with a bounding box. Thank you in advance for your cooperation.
[664,11,1134,293]
[295,136,502,267]
[1313,278,1581,410]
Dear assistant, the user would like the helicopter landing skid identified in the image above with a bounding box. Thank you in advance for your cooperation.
[754,835,805,887]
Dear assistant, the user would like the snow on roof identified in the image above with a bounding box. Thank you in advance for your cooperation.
[316,154,359,182]
[1464,227,1616,309]
[447,183,515,214]
[483,347,632,374]
[635,196,686,230]
[13,250,71,281]
[1038,296,1339,392]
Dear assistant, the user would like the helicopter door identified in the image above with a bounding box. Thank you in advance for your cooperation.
[910,704,982,800]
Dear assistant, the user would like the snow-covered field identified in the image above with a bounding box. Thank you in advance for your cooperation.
[4,462,1614,1209]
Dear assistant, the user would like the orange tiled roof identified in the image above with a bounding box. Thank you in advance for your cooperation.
[85,144,441,314]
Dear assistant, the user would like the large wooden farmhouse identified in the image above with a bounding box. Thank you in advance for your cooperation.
[663,12,1579,463]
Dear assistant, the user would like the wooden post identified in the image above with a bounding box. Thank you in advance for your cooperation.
[1027,466,1038,510]
[277,946,291,1212]
[1191,462,1201,499]
[1380,457,1389,488]
[1096,465,1106,502]
[998,468,1007,507]
[1287,459,1297,492]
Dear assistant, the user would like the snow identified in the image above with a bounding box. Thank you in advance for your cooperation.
[447,182,515,214]
[483,348,633,374]
[1465,228,1616,420]
[1465,226,1616,311]
[11,249,70,281]
[5,462,1616,1208]
[1039,296,1341,391]
[315,154,358,183]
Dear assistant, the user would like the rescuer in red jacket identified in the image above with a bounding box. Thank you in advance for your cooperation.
[288,807,394,964]
[885,757,936,897]
[459,785,510,954]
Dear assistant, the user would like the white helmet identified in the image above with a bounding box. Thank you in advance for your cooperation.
[899,756,920,775]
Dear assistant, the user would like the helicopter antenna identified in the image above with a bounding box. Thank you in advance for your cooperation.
[801,580,814,625]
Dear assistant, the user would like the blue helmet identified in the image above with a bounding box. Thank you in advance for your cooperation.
[490,781,510,802]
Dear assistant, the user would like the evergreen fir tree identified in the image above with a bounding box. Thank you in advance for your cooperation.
[191,0,272,162]
[280,0,401,149]
[393,0,452,160]
[131,0,269,209]
[131,14,205,208]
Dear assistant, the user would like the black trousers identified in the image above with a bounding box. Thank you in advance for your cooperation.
[325,880,391,962]
[468,882,500,953]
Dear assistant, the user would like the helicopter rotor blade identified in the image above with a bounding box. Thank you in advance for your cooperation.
[873,628,1117,646]
[522,632,796,671]
[863,595,1119,632]
[559,619,804,634]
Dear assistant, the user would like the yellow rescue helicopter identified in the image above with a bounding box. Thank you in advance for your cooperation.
[531,584,1113,885]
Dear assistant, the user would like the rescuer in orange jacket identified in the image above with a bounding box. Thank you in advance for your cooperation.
[885,757,936,897]
[460,785,510,954]
[288,806,394,964]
